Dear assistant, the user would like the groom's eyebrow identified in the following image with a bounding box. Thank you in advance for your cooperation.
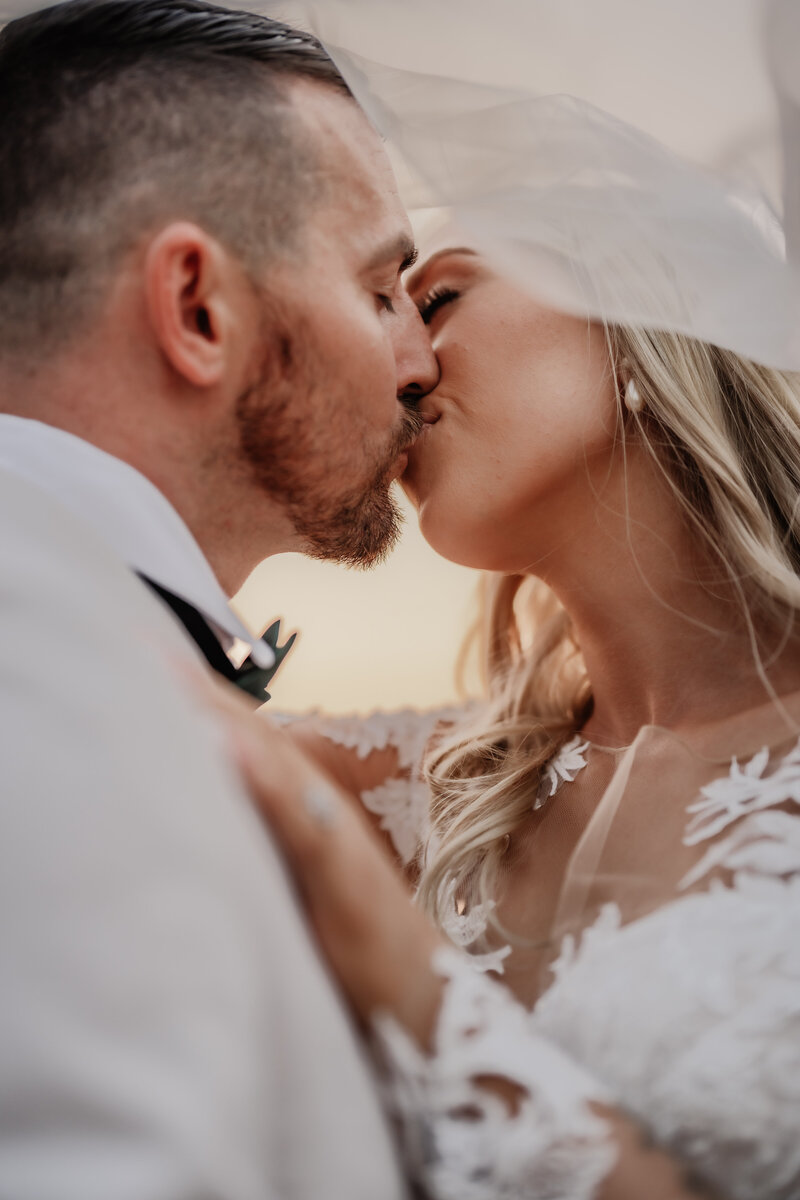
[365,233,418,274]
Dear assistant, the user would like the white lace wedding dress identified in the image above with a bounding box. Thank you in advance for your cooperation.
[275,700,800,1200]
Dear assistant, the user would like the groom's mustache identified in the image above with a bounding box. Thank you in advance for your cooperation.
[397,393,425,450]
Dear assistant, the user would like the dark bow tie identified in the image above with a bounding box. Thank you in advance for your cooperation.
[138,575,295,703]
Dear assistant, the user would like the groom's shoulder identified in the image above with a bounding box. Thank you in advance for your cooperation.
[0,463,214,711]
[0,463,227,829]
[0,465,180,645]
[0,469,409,1200]
[0,461,237,827]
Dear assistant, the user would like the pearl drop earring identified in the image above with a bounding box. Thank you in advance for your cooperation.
[624,375,644,413]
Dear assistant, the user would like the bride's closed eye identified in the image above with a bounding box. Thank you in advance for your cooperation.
[417,285,460,326]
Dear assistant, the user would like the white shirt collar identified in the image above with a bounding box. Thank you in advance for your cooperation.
[0,416,275,669]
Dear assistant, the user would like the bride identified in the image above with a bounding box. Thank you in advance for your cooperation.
[211,240,800,1200]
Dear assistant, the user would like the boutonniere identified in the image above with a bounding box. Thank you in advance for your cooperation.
[235,619,297,703]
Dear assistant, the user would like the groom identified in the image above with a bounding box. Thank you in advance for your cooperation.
[0,2,436,1198]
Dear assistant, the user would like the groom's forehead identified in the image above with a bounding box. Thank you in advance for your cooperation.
[286,79,415,266]
[291,79,402,212]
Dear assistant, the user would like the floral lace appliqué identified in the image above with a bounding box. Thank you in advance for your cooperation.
[436,877,512,975]
[372,947,615,1200]
[272,706,468,866]
[684,737,800,845]
[535,735,590,809]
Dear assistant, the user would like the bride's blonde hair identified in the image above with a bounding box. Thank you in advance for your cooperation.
[416,325,800,930]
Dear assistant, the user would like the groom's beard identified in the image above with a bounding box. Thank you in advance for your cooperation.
[236,318,422,568]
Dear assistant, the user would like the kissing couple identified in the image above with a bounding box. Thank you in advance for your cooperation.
[2,2,800,1199]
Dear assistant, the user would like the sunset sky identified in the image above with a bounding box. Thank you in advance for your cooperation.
[234,494,483,714]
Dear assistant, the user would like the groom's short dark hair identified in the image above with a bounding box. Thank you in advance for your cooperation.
[0,0,351,357]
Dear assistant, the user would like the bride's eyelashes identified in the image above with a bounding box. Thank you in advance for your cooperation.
[417,285,461,325]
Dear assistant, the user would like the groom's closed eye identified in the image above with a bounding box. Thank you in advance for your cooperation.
[363,235,418,315]
[364,234,418,276]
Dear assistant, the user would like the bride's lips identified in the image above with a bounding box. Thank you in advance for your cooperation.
[412,409,441,442]
[415,408,440,439]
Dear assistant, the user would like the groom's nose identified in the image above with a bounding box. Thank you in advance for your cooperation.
[391,289,440,400]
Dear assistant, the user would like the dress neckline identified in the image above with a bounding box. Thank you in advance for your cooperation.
[577,685,800,762]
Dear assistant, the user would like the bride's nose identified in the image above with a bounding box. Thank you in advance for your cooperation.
[392,290,440,399]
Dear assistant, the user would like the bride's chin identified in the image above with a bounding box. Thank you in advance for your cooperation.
[416,503,518,572]
[415,502,467,565]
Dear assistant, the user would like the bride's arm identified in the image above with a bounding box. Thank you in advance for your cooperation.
[225,707,727,1200]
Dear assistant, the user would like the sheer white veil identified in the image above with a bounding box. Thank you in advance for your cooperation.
[263,0,800,369]
[3,0,800,367]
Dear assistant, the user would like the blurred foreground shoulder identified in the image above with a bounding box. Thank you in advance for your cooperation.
[0,469,405,1200]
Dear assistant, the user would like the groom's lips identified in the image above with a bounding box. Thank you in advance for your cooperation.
[398,408,438,457]
[402,409,440,482]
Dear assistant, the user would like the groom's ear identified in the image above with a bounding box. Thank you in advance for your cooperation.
[143,222,243,390]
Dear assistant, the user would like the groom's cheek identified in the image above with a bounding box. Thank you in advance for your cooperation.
[327,304,400,421]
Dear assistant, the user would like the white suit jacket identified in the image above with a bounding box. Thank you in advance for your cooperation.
[0,466,406,1200]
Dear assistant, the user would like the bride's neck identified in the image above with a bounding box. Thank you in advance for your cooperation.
[535,469,800,748]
